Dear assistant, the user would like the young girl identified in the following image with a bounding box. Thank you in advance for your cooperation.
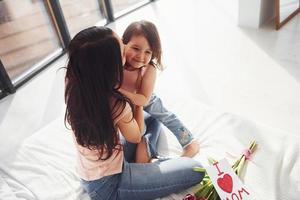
[64,26,204,200]
[119,20,199,157]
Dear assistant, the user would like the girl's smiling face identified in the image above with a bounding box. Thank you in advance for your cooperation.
[125,35,152,69]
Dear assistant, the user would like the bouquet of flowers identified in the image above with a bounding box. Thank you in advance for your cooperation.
[183,141,257,200]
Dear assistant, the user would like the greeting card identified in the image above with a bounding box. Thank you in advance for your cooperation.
[205,159,252,200]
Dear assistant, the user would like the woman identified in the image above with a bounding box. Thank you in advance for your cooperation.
[64,26,204,200]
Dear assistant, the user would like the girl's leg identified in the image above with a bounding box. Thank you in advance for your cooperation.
[144,94,199,157]
[135,116,161,163]
[123,140,137,163]
[135,138,149,163]
[144,94,194,147]
[182,140,200,157]
[120,132,137,163]
[123,114,161,163]
[117,157,204,200]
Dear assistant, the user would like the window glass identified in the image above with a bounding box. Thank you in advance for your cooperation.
[111,0,150,15]
[0,0,61,81]
[0,81,3,93]
[60,0,106,38]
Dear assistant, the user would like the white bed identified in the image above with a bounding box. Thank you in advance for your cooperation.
[1,0,300,198]
[0,95,299,200]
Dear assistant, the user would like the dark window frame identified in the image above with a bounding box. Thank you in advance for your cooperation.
[0,0,156,100]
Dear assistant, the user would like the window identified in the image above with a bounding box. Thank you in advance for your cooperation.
[60,0,106,38]
[111,0,151,17]
[0,0,156,99]
[0,0,62,83]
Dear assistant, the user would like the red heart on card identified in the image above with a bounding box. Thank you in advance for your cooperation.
[217,173,233,193]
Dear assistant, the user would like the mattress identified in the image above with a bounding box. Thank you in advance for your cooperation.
[0,98,299,200]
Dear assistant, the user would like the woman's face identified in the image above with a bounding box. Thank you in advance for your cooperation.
[125,35,152,69]
[114,33,126,66]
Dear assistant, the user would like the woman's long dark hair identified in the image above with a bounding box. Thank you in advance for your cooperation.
[122,20,163,70]
[64,26,131,160]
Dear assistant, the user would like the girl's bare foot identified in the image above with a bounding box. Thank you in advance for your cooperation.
[150,158,159,163]
[181,140,200,157]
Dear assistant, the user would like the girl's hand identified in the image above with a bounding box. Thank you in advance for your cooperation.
[120,64,157,106]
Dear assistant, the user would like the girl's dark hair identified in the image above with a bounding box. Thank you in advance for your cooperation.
[122,20,163,70]
[64,26,131,160]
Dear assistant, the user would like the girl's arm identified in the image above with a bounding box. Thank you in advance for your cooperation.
[117,105,144,143]
[120,65,157,106]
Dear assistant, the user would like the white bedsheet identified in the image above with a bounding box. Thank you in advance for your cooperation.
[0,99,299,200]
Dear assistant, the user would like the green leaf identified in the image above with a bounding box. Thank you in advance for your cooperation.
[208,157,217,165]
[193,167,206,173]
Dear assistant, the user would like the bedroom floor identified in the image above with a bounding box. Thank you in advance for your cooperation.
[107,0,300,136]
[0,0,299,156]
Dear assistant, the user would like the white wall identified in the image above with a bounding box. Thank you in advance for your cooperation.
[260,0,275,25]
[238,0,275,28]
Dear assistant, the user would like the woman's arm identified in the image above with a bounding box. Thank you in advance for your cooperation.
[120,65,157,106]
[117,105,144,143]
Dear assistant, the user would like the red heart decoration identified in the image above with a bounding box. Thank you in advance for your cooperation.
[217,173,233,193]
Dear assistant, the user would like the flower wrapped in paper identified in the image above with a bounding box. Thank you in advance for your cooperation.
[183,141,257,200]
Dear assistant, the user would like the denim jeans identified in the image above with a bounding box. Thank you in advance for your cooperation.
[81,116,204,200]
[144,94,194,148]
[121,114,161,162]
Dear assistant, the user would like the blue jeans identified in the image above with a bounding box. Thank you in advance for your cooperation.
[122,114,161,162]
[144,94,194,148]
[81,116,204,200]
